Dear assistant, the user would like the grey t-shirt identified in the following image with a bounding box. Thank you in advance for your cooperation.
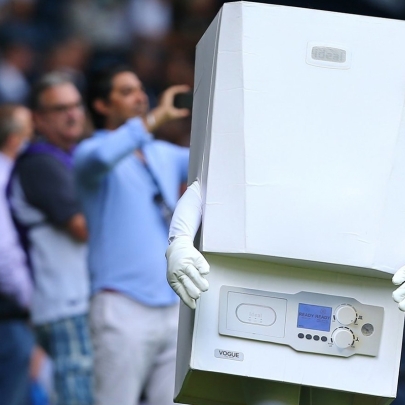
[9,151,89,324]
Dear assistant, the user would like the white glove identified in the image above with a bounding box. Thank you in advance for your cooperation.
[166,236,210,309]
[392,265,405,311]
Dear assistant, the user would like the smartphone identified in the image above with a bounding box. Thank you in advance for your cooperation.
[173,91,193,110]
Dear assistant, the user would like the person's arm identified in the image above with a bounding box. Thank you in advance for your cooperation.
[66,213,88,242]
[0,196,32,308]
[0,245,32,308]
[166,180,210,309]
[145,85,190,133]
[17,155,86,241]
[74,117,152,184]
[74,85,191,185]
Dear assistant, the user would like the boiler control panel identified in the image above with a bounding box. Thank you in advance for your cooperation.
[218,286,384,357]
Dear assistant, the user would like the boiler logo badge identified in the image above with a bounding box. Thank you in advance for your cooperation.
[311,46,346,63]
[214,349,244,361]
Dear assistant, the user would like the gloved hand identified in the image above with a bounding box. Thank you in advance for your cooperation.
[166,235,210,309]
[392,265,405,311]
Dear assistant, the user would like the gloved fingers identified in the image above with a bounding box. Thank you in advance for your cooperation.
[183,264,209,292]
[398,299,405,312]
[392,265,405,285]
[194,254,210,276]
[393,284,405,304]
[179,272,203,300]
[172,283,196,309]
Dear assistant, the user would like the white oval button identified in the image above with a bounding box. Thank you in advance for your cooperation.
[236,304,276,326]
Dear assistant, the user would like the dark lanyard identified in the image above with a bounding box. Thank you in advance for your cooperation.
[141,154,173,230]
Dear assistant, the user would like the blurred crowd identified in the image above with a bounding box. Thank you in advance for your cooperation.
[0,2,226,405]
[2,1,405,405]
[0,0,228,146]
[1,0,404,139]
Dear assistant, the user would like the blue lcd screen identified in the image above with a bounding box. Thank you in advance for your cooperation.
[297,303,332,332]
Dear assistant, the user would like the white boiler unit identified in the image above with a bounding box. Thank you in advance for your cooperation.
[176,2,405,405]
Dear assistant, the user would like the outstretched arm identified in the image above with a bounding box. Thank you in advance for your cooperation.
[74,85,191,185]
[166,180,210,309]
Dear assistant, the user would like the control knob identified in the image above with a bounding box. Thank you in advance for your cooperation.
[335,305,357,326]
[332,327,354,349]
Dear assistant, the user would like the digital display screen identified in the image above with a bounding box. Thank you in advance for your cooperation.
[297,303,332,332]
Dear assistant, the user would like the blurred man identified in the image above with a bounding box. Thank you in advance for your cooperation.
[0,104,34,405]
[7,72,93,405]
[74,66,190,405]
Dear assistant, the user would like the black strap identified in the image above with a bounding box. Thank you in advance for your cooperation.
[141,153,173,229]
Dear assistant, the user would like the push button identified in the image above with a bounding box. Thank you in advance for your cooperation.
[321,336,327,342]
[236,304,276,326]
[306,334,312,340]
[298,333,304,339]
[313,335,320,341]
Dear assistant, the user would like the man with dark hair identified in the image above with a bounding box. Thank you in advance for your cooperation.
[7,72,93,405]
[74,67,190,405]
[0,104,34,405]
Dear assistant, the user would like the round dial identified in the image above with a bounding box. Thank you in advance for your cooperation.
[335,305,357,326]
[332,328,354,349]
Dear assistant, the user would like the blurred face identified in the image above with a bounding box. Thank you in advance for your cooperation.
[101,71,148,129]
[13,106,33,144]
[34,82,85,149]
[6,106,33,157]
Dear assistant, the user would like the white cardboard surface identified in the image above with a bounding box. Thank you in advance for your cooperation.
[188,1,405,277]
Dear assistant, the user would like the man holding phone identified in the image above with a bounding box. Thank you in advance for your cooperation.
[174,91,193,111]
[74,66,190,405]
